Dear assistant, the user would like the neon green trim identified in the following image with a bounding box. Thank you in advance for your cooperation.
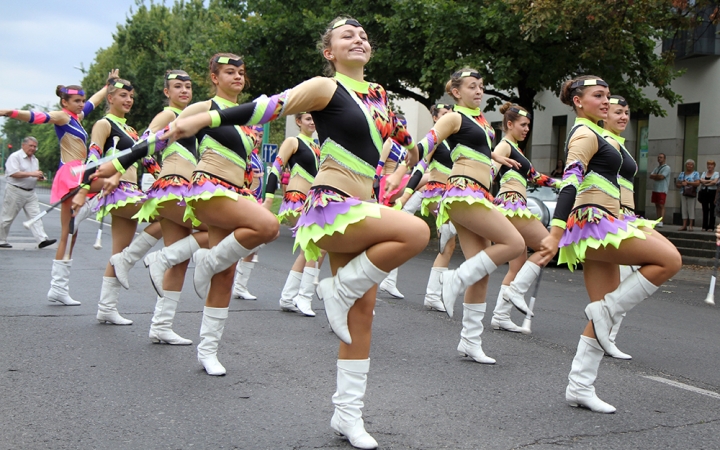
[265,193,275,199]
[498,205,539,221]
[579,172,620,198]
[451,144,492,166]
[453,105,481,116]
[334,72,370,94]
[112,158,126,174]
[297,134,319,172]
[321,138,374,178]
[198,135,247,169]
[558,223,646,271]
[164,106,182,115]
[428,160,452,175]
[404,188,413,195]
[618,177,634,191]
[334,75,382,154]
[105,113,127,124]
[290,164,315,184]
[209,110,221,128]
[551,218,567,229]
[602,130,625,145]
[97,194,144,221]
[162,142,197,165]
[575,118,605,136]
[500,170,527,187]
[436,195,495,230]
[503,137,520,151]
[212,96,238,109]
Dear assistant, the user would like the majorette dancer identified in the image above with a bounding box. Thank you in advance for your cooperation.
[263,113,325,316]
[489,102,560,332]
[163,18,429,449]
[0,70,118,306]
[536,76,680,413]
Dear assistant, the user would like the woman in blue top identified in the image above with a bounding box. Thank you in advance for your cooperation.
[675,159,700,231]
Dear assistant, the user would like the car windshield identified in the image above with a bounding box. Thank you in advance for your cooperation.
[527,185,558,201]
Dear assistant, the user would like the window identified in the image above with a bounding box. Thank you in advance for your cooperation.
[552,115,568,166]
[491,121,503,148]
[679,103,700,164]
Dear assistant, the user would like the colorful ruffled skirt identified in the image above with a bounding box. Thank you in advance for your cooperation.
[278,190,307,224]
[294,187,382,261]
[51,160,83,203]
[493,191,539,220]
[420,180,446,217]
[94,181,146,220]
[183,172,255,227]
[558,205,647,271]
[436,176,495,229]
[133,174,190,223]
[621,207,660,230]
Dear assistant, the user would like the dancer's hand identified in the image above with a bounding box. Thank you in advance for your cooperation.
[492,153,521,169]
[537,228,562,266]
[384,170,403,195]
[0,110,12,117]
[406,145,420,169]
[71,190,88,216]
[162,113,211,142]
[716,224,720,245]
[106,69,120,84]
[102,173,121,196]
[94,161,118,179]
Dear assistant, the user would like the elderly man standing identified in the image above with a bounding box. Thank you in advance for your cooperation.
[0,137,56,249]
[649,153,672,227]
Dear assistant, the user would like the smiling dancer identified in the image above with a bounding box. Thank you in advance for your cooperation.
[490,103,559,332]
[0,71,118,306]
[73,78,164,325]
[537,76,681,413]
[163,17,429,449]
[263,113,324,316]
[417,70,524,365]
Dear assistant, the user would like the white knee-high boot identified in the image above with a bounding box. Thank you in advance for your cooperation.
[438,222,457,254]
[110,231,159,289]
[149,290,192,345]
[232,260,257,300]
[401,190,423,215]
[441,250,497,318]
[143,234,200,297]
[503,261,539,315]
[194,234,252,299]
[457,303,495,364]
[316,252,388,345]
[566,335,616,413]
[423,267,446,312]
[379,268,404,298]
[491,285,521,332]
[331,359,378,450]
[97,276,133,325]
[605,314,631,359]
[294,267,318,317]
[197,306,229,376]
[47,259,81,306]
[585,271,657,352]
[279,270,302,312]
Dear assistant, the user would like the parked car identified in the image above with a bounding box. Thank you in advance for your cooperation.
[526,185,558,229]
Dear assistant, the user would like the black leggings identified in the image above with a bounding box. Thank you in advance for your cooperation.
[700,196,716,230]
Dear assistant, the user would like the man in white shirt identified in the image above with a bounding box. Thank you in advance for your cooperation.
[0,136,56,248]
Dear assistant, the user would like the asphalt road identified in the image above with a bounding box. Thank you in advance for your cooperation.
[1,181,720,449]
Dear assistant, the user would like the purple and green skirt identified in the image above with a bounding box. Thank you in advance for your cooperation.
[278,190,307,224]
[558,205,647,271]
[294,187,382,261]
[133,174,190,223]
[493,191,539,220]
[94,181,146,220]
[420,180,446,217]
[622,207,660,230]
[436,176,496,229]
[183,172,255,227]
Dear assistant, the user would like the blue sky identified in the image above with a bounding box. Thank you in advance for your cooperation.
[0,0,144,112]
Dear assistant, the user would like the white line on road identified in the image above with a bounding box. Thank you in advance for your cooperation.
[644,375,720,400]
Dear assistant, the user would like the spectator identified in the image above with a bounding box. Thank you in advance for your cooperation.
[649,153,671,227]
[698,160,719,231]
[0,137,56,249]
[675,159,700,231]
[550,158,564,178]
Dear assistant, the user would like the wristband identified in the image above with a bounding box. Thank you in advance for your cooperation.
[265,193,275,200]
[404,188,414,196]
[208,110,221,128]
[10,110,19,119]
[550,219,567,230]
[112,158,127,174]
[375,161,385,177]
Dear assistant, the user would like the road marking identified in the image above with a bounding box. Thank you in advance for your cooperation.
[644,376,720,400]
[38,200,101,225]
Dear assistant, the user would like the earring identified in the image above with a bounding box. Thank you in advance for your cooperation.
[578,105,583,108]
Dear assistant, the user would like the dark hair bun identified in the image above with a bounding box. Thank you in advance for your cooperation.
[559,79,576,106]
[499,102,513,115]
[56,85,65,98]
